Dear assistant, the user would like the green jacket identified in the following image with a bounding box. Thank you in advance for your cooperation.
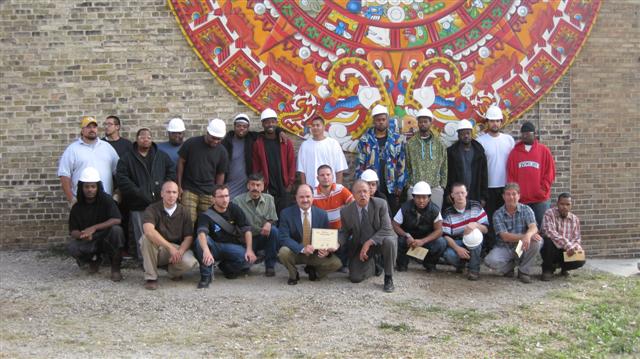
[406,132,447,188]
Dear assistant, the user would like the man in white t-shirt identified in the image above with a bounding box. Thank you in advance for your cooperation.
[297,117,348,188]
[476,104,515,252]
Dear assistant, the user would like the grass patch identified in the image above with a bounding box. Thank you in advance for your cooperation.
[379,321,412,333]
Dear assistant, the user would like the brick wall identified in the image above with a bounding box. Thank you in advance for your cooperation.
[0,1,638,257]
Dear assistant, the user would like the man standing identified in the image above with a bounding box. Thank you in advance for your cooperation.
[392,181,447,272]
[102,115,132,157]
[140,181,199,290]
[252,108,296,214]
[277,184,342,285]
[507,121,556,228]
[405,108,447,209]
[157,117,186,171]
[541,193,585,281]
[339,180,397,292]
[222,114,255,199]
[67,167,124,282]
[484,183,542,283]
[445,119,488,206]
[194,185,256,288]
[441,183,489,281]
[59,116,120,205]
[355,104,406,215]
[477,105,515,252]
[297,116,348,187]
[116,128,175,254]
[177,118,229,223]
[232,173,279,277]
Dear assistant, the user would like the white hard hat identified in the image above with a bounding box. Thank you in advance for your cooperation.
[457,119,473,131]
[416,108,434,119]
[360,169,379,182]
[234,113,250,125]
[485,105,503,120]
[371,104,388,117]
[260,108,278,121]
[166,117,186,132]
[78,167,101,183]
[207,118,226,138]
[412,181,432,195]
[463,228,484,249]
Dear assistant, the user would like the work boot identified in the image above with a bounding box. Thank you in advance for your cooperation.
[518,270,532,284]
[541,271,553,281]
[197,276,211,289]
[383,275,395,293]
[144,280,158,290]
[468,272,480,281]
[110,254,123,282]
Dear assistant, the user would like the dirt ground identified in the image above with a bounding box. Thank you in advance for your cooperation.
[0,250,632,358]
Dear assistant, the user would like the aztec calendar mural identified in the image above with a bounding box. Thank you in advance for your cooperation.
[169,0,601,150]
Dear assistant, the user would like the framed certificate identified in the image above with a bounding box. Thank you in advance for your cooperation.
[563,250,586,262]
[311,229,338,250]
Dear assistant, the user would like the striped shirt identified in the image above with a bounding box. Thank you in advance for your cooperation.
[542,207,582,251]
[441,200,488,239]
[313,183,354,229]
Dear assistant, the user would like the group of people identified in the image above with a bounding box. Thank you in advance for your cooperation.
[57,104,585,292]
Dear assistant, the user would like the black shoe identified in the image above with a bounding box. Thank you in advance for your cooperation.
[375,263,383,277]
[224,271,239,280]
[424,263,436,272]
[396,264,408,272]
[88,260,100,274]
[197,276,211,289]
[265,267,276,277]
[304,266,318,281]
[383,276,395,293]
[287,271,300,285]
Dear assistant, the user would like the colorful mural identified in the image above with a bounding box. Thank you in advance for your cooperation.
[169,0,601,150]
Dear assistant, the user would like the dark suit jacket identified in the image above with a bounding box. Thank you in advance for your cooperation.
[445,140,488,203]
[279,205,329,253]
[339,197,395,248]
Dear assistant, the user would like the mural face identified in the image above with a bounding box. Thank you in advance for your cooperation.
[169,0,600,149]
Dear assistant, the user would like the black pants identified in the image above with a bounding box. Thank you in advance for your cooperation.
[67,225,124,265]
[484,187,504,252]
[541,237,585,273]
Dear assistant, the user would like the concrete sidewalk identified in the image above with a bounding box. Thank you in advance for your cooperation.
[586,258,640,277]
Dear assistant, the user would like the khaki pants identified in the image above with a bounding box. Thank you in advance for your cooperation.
[277,247,342,280]
[181,190,213,225]
[140,235,198,280]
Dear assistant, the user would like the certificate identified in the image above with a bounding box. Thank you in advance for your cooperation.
[407,247,429,261]
[311,229,338,250]
[515,240,524,258]
[563,250,586,262]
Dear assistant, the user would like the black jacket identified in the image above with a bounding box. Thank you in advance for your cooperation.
[221,130,257,177]
[116,143,176,211]
[445,140,488,204]
[398,200,441,238]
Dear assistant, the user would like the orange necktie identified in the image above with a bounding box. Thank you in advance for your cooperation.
[302,210,311,246]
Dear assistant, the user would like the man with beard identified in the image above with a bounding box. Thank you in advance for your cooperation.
[116,128,175,256]
[59,116,120,206]
[392,181,447,273]
[405,108,447,209]
[339,180,397,292]
[177,118,229,223]
[477,105,514,252]
[222,114,254,199]
[355,105,406,216]
[67,167,124,281]
[232,173,279,277]
[194,185,256,288]
[157,117,186,172]
[297,116,348,187]
[445,119,488,206]
[540,193,585,281]
[252,108,296,214]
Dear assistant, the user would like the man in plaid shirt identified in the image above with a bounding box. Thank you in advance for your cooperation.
[484,182,542,283]
[541,193,585,281]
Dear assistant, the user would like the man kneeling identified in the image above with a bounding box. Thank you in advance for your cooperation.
[67,167,124,282]
[194,185,256,288]
[141,181,198,290]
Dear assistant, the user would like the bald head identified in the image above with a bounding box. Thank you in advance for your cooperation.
[161,181,179,208]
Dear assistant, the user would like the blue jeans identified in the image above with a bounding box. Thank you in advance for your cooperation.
[527,201,550,230]
[397,235,447,268]
[194,236,250,277]
[252,226,278,269]
[442,239,482,273]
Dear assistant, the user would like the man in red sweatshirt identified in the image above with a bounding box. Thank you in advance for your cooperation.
[506,121,556,228]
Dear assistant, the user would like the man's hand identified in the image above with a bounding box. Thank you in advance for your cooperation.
[80,226,97,240]
[480,200,486,208]
[408,238,423,249]
[245,249,257,264]
[260,222,271,237]
[177,187,183,201]
[169,246,183,264]
[202,249,215,266]
[454,245,470,260]
[285,184,293,192]
[464,222,480,235]
[532,233,542,242]
[67,197,77,209]
[317,249,329,258]
[521,236,531,251]
[359,241,372,262]
[302,245,315,256]
[566,248,575,257]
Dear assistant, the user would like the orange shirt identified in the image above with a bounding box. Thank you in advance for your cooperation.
[313,183,354,229]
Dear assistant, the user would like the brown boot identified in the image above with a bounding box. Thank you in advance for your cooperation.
[110,254,122,282]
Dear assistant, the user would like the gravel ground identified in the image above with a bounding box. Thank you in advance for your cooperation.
[1,250,575,358]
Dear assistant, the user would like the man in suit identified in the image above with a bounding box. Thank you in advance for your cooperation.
[277,184,342,285]
[339,180,398,292]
